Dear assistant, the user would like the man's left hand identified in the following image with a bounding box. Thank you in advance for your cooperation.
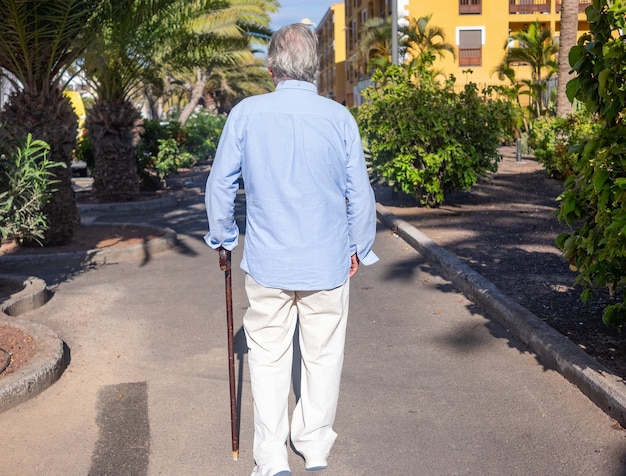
[349,253,359,278]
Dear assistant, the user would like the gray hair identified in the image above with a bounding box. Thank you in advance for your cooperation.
[267,23,319,83]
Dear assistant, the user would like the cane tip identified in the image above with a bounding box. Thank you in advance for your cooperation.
[233,450,239,461]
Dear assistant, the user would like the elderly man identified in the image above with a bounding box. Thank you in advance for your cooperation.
[205,23,378,476]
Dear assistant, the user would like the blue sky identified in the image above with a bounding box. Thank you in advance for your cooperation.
[270,1,333,30]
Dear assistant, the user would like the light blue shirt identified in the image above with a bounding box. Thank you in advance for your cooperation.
[204,80,378,290]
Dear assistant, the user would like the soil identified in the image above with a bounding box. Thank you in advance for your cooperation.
[0,325,37,379]
[0,224,164,256]
[1,158,626,382]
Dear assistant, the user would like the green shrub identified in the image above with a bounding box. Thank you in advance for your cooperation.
[181,110,226,161]
[137,119,182,171]
[556,0,626,329]
[74,129,94,171]
[355,66,517,206]
[0,134,63,244]
[528,110,599,179]
[154,138,195,180]
[135,112,225,188]
[135,120,183,189]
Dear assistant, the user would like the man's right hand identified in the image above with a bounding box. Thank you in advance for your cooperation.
[219,247,230,271]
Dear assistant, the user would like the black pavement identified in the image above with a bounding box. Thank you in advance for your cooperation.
[0,183,625,475]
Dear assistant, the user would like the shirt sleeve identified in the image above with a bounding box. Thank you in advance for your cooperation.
[204,114,241,251]
[346,117,379,266]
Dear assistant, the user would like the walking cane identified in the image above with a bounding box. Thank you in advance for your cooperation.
[219,248,239,461]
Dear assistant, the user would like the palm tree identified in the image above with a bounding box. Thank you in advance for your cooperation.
[82,0,188,202]
[557,0,578,116]
[171,0,277,125]
[401,15,456,63]
[0,0,106,245]
[502,22,558,116]
[83,0,276,202]
[355,15,455,79]
[354,16,395,75]
[202,57,275,114]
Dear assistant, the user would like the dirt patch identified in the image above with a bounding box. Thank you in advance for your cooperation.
[378,155,626,381]
[0,224,165,256]
[0,325,37,378]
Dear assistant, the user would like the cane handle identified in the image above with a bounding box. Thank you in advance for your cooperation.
[219,248,230,271]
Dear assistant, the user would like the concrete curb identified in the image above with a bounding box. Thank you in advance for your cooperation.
[0,275,49,316]
[0,315,66,414]
[376,202,626,428]
[77,194,177,215]
[0,223,178,269]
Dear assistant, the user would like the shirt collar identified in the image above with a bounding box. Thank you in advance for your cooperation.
[275,80,317,93]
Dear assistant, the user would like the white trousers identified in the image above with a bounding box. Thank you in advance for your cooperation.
[243,274,350,472]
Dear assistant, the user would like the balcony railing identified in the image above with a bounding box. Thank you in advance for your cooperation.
[555,0,592,13]
[459,47,482,67]
[459,0,482,14]
[509,0,550,14]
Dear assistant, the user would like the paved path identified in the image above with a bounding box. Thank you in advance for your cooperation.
[0,188,625,475]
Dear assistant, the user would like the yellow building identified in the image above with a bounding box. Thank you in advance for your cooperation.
[407,0,590,90]
[317,3,348,105]
[318,0,591,107]
[343,0,402,106]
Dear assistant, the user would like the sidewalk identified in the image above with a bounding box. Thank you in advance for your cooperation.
[0,185,625,475]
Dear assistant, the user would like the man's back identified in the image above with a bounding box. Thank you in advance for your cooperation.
[230,80,364,290]
[206,80,376,291]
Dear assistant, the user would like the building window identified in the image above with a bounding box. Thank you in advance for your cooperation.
[351,19,357,48]
[509,0,550,15]
[459,0,481,14]
[458,29,483,67]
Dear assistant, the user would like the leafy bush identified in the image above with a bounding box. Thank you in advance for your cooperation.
[556,0,626,329]
[137,119,182,171]
[355,66,517,206]
[154,138,195,180]
[74,129,94,171]
[136,112,225,189]
[0,134,63,244]
[528,110,599,179]
[136,120,183,189]
[181,109,226,161]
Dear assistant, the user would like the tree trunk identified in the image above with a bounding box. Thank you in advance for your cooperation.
[87,98,142,202]
[557,0,578,117]
[0,87,80,245]
[178,68,207,126]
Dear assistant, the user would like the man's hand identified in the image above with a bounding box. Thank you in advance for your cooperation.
[219,247,231,271]
[349,253,359,278]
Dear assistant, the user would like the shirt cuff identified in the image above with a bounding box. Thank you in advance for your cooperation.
[204,232,238,251]
[359,249,379,266]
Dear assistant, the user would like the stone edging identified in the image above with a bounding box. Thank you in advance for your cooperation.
[376,202,626,428]
[0,275,49,316]
[77,194,178,215]
[0,315,66,414]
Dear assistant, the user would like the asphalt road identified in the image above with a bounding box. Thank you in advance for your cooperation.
[0,189,625,475]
